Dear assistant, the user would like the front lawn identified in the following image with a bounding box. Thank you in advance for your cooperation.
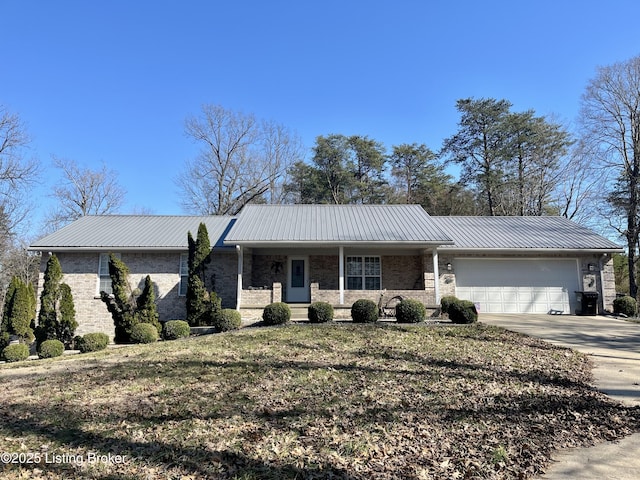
[1,323,638,479]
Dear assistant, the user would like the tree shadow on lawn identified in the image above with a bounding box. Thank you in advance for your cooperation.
[1,373,636,479]
[0,400,357,479]
[2,342,640,479]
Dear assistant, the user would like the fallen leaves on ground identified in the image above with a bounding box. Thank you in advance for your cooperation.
[0,322,638,479]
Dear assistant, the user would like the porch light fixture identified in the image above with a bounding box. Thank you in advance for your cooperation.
[588,263,595,272]
[446,263,452,271]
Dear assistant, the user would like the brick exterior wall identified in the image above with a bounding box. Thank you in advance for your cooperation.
[249,253,287,292]
[249,253,436,306]
[37,248,618,340]
[309,256,339,289]
[36,250,237,340]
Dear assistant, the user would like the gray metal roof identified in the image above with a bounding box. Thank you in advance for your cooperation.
[431,216,623,251]
[29,215,236,251]
[224,204,454,245]
[28,209,622,253]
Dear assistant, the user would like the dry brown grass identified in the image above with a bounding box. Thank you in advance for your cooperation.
[0,322,638,479]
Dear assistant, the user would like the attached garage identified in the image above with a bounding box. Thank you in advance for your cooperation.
[454,258,581,314]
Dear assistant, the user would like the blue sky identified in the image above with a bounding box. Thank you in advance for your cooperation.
[3,0,640,237]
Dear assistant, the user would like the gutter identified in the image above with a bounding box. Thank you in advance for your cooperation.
[439,247,624,255]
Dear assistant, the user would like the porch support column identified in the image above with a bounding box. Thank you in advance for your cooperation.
[339,245,345,305]
[236,245,243,311]
[432,247,441,304]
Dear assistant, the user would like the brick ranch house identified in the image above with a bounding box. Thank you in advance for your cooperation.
[29,204,622,339]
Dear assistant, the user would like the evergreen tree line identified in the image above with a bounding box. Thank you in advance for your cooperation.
[283,99,573,217]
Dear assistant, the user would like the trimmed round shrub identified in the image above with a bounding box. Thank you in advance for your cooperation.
[162,320,191,340]
[78,332,110,353]
[38,339,64,359]
[262,302,291,326]
[395,299,426,323]
[308,301,334,323]
[214,309,242,332]
[448,299,478,324]
[440,295,458,315]
[2,343,30,362]
[351,299,379,323]
[130,322,159,344]
[613,295,637,317]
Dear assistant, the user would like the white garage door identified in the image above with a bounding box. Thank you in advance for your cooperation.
[455,259,580,314]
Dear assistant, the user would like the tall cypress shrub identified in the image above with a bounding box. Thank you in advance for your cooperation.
[136,275,161,334]
[35,254,77,347]
[186,223,215,326]
[1,277,18,349]
[100,255,161,343]
[37,255,63,343]
[58,284,78,348]
[100,253,137,343]
[2,277,35,345]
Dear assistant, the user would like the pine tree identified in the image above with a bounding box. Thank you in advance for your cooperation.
[136,275,161,334]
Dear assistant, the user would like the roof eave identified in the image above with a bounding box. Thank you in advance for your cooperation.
[440,247,624,254]
[27,245,236,252]
[225,240,455,248]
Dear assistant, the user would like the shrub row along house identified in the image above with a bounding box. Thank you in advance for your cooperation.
[29,204,622,339]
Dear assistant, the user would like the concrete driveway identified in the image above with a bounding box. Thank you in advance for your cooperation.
[480,313,640,479]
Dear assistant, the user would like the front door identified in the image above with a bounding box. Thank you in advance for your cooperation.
[287,256,310,303]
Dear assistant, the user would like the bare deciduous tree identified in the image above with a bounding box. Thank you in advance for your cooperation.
[177,104,303,215]
[0,105,39,235]
[579,55,640,297]
[552,141,606,227]
[44,156,126,232]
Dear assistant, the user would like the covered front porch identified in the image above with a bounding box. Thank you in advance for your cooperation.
[223,204,455,317]
[235,246,448,318]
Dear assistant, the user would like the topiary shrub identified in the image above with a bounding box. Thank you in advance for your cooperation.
[38,339,64,359]
[440,295,459,315]
[395,299,426,323]
[3,276,35,345]
[136,275,161,335]
[448,299,478,324]
[130,322,159,344]
[613,295,637,317]
[351,299,379,323]
[77,332,110,353]
[2,343,30,362]
[262,302,291,326]
[162,320,191,340]
[308,302,334,323]
[213,309,242,332]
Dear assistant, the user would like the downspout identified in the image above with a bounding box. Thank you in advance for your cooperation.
[236,245,243,311]
[339,246,345,305]
[599,253,607,313]
[432,247,441,304]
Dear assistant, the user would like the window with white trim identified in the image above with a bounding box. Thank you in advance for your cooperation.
[179,253,189,296]
[346,256,381,290]
[98,253,120,295]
